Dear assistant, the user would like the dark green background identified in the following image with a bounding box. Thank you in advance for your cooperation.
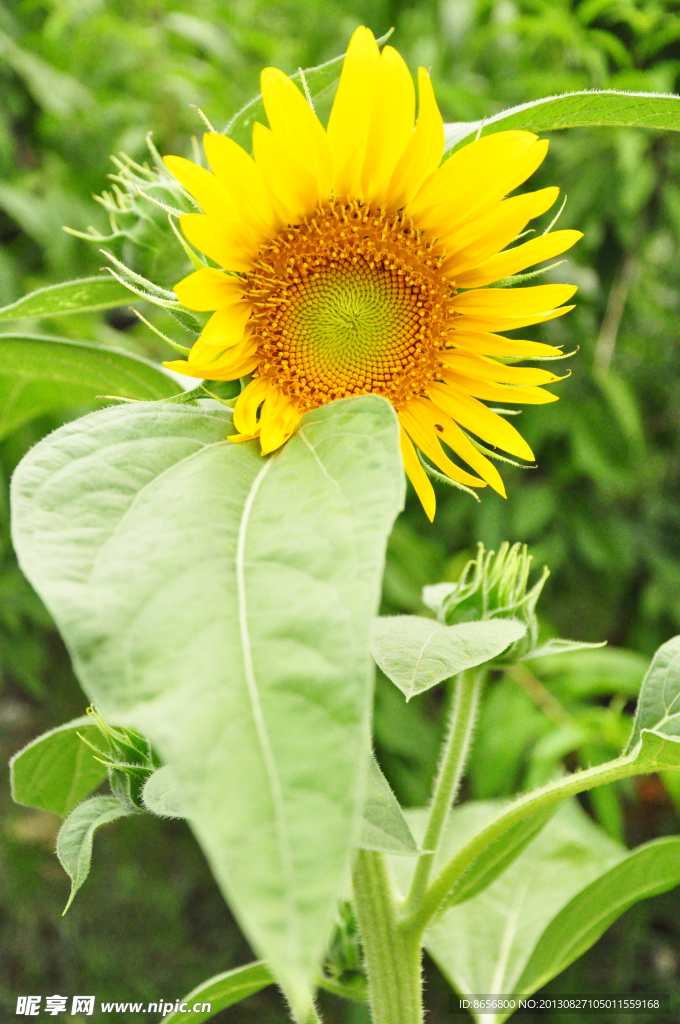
[2,0,680,1020]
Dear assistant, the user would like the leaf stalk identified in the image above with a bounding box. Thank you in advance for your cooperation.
[402,669,485,920]
[400,750,645,934]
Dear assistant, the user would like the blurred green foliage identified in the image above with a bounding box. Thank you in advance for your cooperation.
[2,0,680,1019]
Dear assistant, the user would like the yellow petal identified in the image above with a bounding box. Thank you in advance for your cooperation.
[164,338,259,381]
[455,230,583,289]
[386,67,444,211]
[183,330,259,378]
[399,405,487,489]
[164,156,257,254]
[164,156,231,215]
[259,390,301,455]
[450,304,576,334]
[444,331,562,358]
[179,213,254,273]
[400,426,436,521]
[261,67,332,198]
[162,359,204,379]
[195,351,259,381]
[361,45,415,205]
[228,431,261,444]
[203,131,279,237]
[409,397,506,496]
[327,26,381,196]
[253,121,319,223]
[440,350,561,385]
[408,132,548,234]
[194,304,252,349]
[174,268,246,312]
[450,283,577,316]
[442,369,560,405]
[233,376,272,434]
[440,188,559,276]
[428,381,534,461]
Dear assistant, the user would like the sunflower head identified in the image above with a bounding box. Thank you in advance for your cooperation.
[163,27,581,520]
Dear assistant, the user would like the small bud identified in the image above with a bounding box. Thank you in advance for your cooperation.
[82,707,160,810]
[423,542,549,662]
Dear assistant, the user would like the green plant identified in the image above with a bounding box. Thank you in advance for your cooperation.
[6,16,680,1024]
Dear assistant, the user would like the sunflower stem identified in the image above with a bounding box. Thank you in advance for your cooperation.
[402,668,485,920]
[353,850,422,1024]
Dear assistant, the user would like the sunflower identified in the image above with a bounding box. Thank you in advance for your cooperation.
[163,26,581,521]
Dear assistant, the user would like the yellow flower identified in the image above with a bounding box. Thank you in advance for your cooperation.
[163,26,581,521]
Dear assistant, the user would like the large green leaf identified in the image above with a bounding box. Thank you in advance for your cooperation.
[57,796,135,913]
[0,334,182,439]
[516,836,680,1003]
[0,277,132,321]
[10,716,107,815]
[161,962,274,1023]
[444,90,680,153]
[371,616,526,700]
[143,755,420,856]
[11,395,403,1017]
[421,801,626,1024]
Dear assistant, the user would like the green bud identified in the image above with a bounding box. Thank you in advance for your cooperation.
[323,901,367,996]
[80,707,160,810]
[423,542,550,663]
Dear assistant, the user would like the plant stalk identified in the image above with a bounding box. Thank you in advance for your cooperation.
[403,669,485,920]
[402,749,646,933]
[352,850,423,1024]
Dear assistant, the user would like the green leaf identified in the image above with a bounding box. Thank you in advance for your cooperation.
[9,716,108,815]
[160,962,274,1023]
[225,30,393,151]
[635,729,680,770]
[626,635,680,752]
[526,647,648,700]
[360,756,419,856]
[522,639,606,660]
[0,334,182,439]
[444,90,680,154]
[56,796,134,913]
[371,616,526,700]
[421,801,626,1024]
[144,754,421,857]
[0,277,133,321]
[516,836,680,1003]
[443,805,558,908]
[11,395,403,1018]
[142,765,186,819]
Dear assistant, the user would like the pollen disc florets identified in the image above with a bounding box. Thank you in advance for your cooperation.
[244,200,455,410]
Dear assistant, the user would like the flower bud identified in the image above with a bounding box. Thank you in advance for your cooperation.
[81,707,160,810]
[423,542,549,662]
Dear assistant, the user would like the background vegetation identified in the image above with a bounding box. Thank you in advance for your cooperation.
[2,0,680,1020]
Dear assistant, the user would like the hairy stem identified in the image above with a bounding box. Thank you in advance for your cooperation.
[402,750,646,933]
[353,850,422,1024]
[403,669,484,919]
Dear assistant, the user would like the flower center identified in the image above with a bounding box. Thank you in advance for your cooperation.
[244,200,455,409]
